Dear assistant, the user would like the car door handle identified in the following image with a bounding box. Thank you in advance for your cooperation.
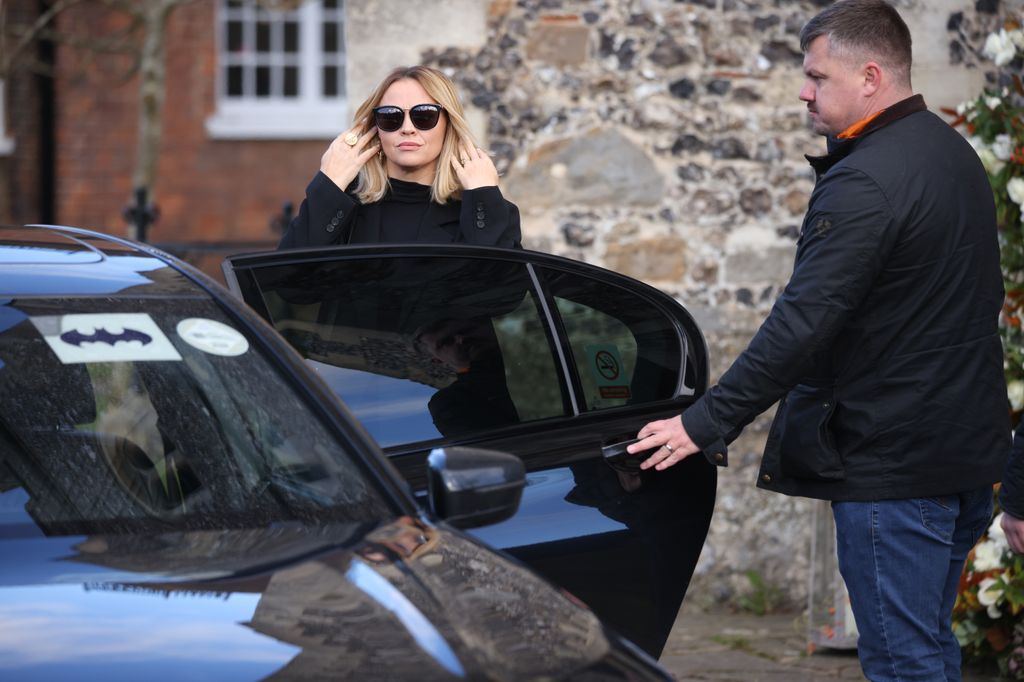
[601,436,656,462]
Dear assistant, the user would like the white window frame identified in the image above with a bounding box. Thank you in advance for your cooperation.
[205,0,347,140]
[0,80,14,155]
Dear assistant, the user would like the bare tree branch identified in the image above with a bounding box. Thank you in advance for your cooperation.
[0,0,85,78]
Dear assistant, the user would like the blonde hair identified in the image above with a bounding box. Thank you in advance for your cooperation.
[352,66,479,205]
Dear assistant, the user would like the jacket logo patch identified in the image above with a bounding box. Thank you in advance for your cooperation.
[814,217,832,236]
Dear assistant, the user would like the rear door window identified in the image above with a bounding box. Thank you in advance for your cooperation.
[539,267,689,411]
[247,256,568,446]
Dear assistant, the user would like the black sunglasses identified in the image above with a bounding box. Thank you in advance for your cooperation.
[372,104,444,132]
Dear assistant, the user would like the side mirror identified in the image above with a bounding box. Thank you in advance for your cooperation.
[426,447,525,529]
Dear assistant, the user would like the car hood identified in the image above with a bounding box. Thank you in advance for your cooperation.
[0,516,666,681]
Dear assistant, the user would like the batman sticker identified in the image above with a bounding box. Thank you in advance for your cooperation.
[60,328,153,347]
[32,313,182,364]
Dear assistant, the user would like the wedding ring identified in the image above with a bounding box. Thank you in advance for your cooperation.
[344,132,359,146]
[665,444,674,452]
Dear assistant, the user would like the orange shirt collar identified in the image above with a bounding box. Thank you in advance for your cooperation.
[837,108,887,140]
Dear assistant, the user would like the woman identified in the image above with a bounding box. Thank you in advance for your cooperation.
[279,65,520,249]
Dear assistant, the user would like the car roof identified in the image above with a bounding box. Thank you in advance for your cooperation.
[0,224,199,297]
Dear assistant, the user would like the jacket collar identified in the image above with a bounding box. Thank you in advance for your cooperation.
[805,94,927,176]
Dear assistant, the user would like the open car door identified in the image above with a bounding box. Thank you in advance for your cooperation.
[224,244,715,657]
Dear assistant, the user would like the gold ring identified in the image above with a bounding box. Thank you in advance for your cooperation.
[344,132,359,146]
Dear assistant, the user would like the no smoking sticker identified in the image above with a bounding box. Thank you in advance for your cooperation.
[585,344,631,400]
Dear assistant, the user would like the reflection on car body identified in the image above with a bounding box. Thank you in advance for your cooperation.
[0,224,673,681]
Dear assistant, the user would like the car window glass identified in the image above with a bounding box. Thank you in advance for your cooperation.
[246,256,568,446]
[0,297,391,537]
[540,268,687,411]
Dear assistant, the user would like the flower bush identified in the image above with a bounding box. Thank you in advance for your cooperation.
[955,507,1024,678]
[947,18,1024,678]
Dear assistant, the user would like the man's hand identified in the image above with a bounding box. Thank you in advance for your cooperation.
[1002,512,1024,554]
[627,415,700,471]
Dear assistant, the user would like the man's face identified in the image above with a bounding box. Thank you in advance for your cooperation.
[799,35,867,137]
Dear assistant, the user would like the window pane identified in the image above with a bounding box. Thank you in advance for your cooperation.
[283,66,298,97]
[226,65,244,96]
[255,21,271,53]
[323,22,338,53]
[283,21,298,52]
[226,21,243,53]
[542,268,684,410]
[322,65,338,97]
[0,296,391,535]
[255,65,270,96]
[246,257,567,446]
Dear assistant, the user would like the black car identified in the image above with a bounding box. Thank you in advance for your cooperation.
[0,224,678,681]
[224,242,717,656]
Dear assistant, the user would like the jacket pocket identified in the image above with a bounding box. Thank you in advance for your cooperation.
[773,384,845,481]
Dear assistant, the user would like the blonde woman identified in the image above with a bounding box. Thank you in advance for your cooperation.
[279,65,520,248]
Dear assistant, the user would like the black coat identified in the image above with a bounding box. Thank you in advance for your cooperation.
[278,171,521,249]
[683,95,1010,501]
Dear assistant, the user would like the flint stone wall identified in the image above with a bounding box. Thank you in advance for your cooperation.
[393,0,1010,608]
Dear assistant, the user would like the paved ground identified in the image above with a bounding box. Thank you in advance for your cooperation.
[658,603,1003,681]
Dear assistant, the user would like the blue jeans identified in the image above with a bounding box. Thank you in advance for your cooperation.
[832,487,993,682]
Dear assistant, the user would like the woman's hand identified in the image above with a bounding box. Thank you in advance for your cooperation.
[452,144,500,190]
[320,125,379,190]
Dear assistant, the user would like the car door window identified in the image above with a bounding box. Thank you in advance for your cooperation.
[246,256,568,446]
[540,268,688,411]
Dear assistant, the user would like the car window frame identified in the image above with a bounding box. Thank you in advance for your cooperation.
[224,244,710,455]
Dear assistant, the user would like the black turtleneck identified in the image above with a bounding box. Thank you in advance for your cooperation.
[378,177,433,242]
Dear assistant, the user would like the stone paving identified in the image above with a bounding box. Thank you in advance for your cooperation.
[658,603,1003,681]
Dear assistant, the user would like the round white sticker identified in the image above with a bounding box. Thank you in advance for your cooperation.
[176,318,249,357]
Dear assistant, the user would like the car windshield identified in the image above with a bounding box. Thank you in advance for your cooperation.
[0,295,393,537]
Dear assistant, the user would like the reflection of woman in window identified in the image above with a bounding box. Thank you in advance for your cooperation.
[279,66,521,249]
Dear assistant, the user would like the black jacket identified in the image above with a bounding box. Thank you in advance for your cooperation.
[683,95,1010,501]
[278,171,521,249]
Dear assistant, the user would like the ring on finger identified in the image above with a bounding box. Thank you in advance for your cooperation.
[665,444,674,452]
[344,132,359,146]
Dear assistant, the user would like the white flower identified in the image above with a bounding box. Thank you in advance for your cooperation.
[957,99,977,116]
[969,137,1006,174]
[1011,29,1024,51]
[974,539,1005,571]
[979,577,1004,619]
[988,96,1004,110]
[984,29,1019,66]
[994,134,1014,160]
[988,513,1010,550]
[1008,379,1024,411]
[1009,178,1024,207]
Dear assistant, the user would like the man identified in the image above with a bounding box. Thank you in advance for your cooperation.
[629,1,1009,679]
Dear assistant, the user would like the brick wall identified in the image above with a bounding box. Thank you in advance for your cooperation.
[0,0,47,226]
[53,1,324,244]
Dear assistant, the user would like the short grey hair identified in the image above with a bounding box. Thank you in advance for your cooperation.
[800,0,913,87]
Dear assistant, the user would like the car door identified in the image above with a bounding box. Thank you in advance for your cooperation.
[224,244,716,657]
